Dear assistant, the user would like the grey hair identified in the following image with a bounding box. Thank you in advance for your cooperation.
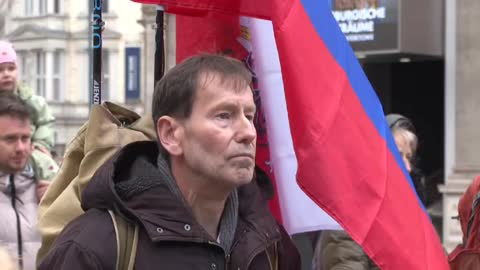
[392,128,418,154]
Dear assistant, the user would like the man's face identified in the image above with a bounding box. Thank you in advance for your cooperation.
[0,115,32,174]
[393,132,413,173]
[178,74,257,189]
[0,62,18,92]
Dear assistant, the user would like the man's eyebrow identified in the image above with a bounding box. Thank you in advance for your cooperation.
[0,134,16,139]
[245,104,256,113]
[211,101,256,111]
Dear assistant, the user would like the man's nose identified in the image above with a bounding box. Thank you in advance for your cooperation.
[403,156,412,173]
[235,116,257,144]
[0,70,11,78]
[15,139,30,152]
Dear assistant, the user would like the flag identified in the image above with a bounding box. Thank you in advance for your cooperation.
[175,7,340,233]
[239,17,341,233]
[268,1,448,269]
[130,0,449,268]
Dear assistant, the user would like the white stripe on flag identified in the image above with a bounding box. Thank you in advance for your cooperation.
[245,17,342,234]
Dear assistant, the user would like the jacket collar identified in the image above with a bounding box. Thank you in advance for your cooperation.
[82,141,281,246]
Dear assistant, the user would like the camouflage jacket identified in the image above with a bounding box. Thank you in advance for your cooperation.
[313,230,380,270]
[15,84,58,180]
[16,84,55,151]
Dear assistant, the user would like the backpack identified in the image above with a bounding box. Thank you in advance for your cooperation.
[108,210,139,270]
[449,176,480,270]
[36,102,156,264]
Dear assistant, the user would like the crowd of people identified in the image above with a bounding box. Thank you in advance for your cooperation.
[0,41,58,270]
[0,39,477,269]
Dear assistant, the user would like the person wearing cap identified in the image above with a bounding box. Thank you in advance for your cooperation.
[0,41,57,181]
[312,114,425,270]
[386,114,427,204]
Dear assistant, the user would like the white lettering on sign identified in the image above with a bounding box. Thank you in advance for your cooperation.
[332,7,387,42]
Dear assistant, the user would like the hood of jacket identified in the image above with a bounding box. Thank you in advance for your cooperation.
[457,176,480,238]
[81,140,280,244]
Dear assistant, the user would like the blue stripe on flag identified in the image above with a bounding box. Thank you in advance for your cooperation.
[299,0,424,208]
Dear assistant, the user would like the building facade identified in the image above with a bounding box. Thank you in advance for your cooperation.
[440,0,480,252]
[2,0,144,153]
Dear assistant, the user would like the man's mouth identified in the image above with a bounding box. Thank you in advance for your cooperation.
[0,81,14,88]
[11,156,26,164]
[230,153,255,160]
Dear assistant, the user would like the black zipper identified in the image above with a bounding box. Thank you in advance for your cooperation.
[204,239,230,270]
[9,174,24,270]
[225,253,231,270]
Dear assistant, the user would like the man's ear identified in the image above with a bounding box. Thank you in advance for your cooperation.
[156,116,183,156]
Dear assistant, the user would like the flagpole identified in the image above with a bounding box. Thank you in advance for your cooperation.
[154,5,165,87]
[88,0,92,110]
[90,0,103,109]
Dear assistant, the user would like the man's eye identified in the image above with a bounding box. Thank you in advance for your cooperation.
[217,113,231,119]
[245,114,254,121]
[4,137,16,143]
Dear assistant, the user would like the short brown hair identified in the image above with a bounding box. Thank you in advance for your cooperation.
[151,54,252,126]
[0,92,32,120]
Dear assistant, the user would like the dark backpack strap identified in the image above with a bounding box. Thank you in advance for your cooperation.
[108,210,139,270]
[266,242,278,270]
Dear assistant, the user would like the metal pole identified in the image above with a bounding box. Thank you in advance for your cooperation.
[88,0,92,109]
[91,0,103,108]
[154,6,165,87]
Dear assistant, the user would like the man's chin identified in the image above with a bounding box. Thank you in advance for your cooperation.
[232,169,254,186]
[9,163,28,173]
[0,84,16,92]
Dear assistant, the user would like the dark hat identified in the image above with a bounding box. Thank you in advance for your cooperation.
[386,113,415,133]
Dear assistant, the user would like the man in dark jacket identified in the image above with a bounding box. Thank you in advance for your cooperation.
[38,54,301,269]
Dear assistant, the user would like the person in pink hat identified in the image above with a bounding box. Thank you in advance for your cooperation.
[0,41,18,92]
[0,41,58,181]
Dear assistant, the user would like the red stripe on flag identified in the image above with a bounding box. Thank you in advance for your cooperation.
[130,0,270,19]
[176,14,247,62]
[272,0,448,269]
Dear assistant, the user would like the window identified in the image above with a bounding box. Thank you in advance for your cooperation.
[52,50,64,101]
[17,52,30,83]
[103,0,109,13]
[25,0,33,16]
[34,51,46,97]
[39,0,47,15]
[102,50,110,101]
[53,0,61,14]
[25,0,58,16]
[16,50,64,101]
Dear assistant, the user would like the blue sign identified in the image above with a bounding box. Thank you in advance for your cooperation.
[125,47,141,100]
